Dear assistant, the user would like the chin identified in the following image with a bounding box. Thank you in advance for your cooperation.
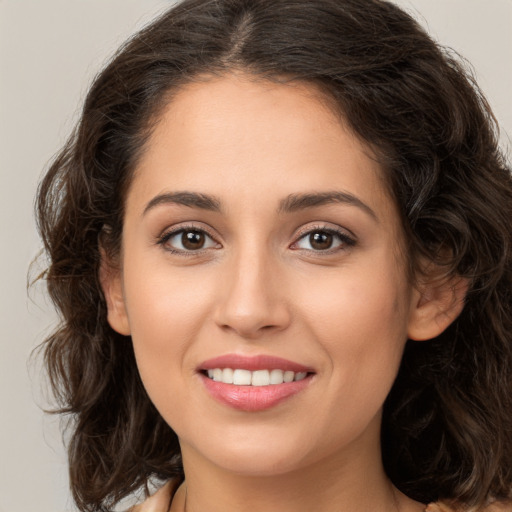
[208,449,307,477]
[177,424,303,475]
[181,423,335,477]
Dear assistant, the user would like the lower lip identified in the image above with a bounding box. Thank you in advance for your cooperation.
[200,374,313,412]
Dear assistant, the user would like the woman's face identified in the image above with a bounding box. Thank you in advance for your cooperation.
[107,74,422,476]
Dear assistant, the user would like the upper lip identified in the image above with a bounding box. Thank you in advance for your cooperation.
[198,354,314,373]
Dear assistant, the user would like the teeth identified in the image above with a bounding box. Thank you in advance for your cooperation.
[269,369,284,385]
[251,370,270,386]
[205,368,309,386]
[222,368,234,384]
[283,370,295,383]
[233,369,252,385]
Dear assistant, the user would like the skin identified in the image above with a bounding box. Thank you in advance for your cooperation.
[103,74,465,512]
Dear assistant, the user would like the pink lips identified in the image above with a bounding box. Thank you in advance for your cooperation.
[198,354,314,412]
[200,354,312,373]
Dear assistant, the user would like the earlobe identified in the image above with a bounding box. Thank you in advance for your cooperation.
[407,273,469,341]
[99,249,131,336]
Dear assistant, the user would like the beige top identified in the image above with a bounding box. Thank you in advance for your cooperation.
[130,482,512,512]
[426,503,512,512]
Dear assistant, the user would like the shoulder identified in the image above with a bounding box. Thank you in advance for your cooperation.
[426,502,512,512]
[128,481,177,512]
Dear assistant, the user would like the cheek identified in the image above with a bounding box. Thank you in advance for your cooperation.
[122,257,216,397]
[287,270,410,452]
[296,263,410,389]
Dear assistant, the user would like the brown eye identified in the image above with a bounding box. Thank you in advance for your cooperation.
[309,232,333,250]
[293,227,355,253]
[160,228,218,253]
[182,230,205,250]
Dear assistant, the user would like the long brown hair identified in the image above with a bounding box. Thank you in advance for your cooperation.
[35,0,512,510]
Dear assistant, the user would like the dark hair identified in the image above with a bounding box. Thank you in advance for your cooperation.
[36,0,512,510]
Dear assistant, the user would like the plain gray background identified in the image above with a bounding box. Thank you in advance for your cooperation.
[1,1,510,511]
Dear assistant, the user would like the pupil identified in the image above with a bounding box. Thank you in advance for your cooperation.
[310,232,332,250]
[182,231,205,250]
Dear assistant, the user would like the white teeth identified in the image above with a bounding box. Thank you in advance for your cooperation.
[269,369,284,385]
[251,370,270,386]
[233,369,252,385]
[205,368,309,386]
[222,368,234,384]
[283,371,295,383]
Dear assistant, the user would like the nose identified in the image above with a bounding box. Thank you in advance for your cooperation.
[213,248,292,339]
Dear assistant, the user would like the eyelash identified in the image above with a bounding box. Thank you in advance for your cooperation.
[291,225,356,254]
[156,224,356,255]
[157,224,219,256]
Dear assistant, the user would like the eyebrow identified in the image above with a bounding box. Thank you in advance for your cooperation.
[278,191,378,221]
[143,191,222,216]
[142,190,377,221]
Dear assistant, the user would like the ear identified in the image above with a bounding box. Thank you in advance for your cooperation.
[99,247,131,336]
[407,266,469,341]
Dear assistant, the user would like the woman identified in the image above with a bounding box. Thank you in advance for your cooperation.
[36,0,512,511]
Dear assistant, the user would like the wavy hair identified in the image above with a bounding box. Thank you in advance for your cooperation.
[35,0,512,510]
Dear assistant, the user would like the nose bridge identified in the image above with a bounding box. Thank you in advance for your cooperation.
[215,238,290,338]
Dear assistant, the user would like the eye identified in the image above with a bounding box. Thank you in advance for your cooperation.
[159,227,219,253]
[292,228,355,252]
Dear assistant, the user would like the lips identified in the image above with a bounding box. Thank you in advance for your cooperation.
[198,354,315,411]
[200,354,312,372]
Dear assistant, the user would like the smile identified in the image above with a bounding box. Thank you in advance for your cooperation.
[206,368,309,386]
[199,354,315,411]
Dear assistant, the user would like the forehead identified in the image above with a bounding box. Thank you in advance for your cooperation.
[133,75,382,188]
[128,74,398,228]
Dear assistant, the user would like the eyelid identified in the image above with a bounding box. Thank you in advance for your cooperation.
[157,223,221,254]
[290,223,357,252]
[294,222,356,240]
[155,221,356,255]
